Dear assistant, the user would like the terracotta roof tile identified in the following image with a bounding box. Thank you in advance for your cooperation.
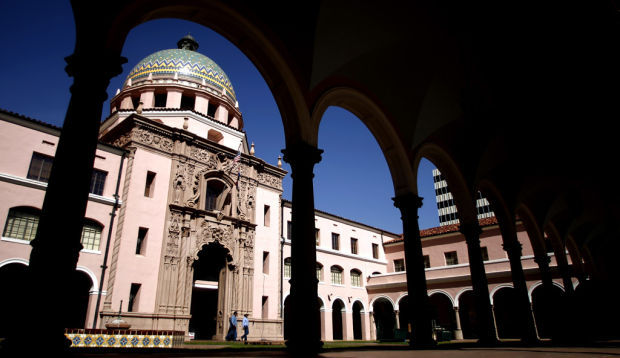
[383,216,498,244]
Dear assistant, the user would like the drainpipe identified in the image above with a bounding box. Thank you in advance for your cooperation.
[92,149,126,328]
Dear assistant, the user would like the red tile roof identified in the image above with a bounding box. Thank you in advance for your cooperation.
[383,216,498,244]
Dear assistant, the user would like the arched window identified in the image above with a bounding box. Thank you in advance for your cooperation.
[3,207,40,241]
[331,266,343,285]
[350,269,362,287]
[316,262,323,282]
[81,220,103,251]
[205,179,230,212]
[284,257,291,278]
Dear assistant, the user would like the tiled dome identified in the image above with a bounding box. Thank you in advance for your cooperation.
[125,37,236,101]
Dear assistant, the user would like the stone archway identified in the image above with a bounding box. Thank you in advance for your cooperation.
[332,299,345,340]
[429,292,455,336]
[352,301,363,340]
[458,290,477,339]
[492,286,521,339]
[372,297,396,340]
[532,283,564,338]
[0,262,29,337]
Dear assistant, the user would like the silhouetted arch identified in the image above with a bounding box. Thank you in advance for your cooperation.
[0,262,29,336]
[372,297,395,340]
[332,298,345,340]
[492,286,521,338]
[457,290,477,339]
[429,292,455,333]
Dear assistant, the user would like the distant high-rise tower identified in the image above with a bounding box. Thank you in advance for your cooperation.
[432,168,494,226]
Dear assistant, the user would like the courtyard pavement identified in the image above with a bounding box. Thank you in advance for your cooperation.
[69,340,620,358]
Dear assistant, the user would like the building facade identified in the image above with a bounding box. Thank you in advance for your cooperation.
[0,36,575,344]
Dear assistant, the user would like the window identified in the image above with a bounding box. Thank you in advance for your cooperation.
[331,233,340,250]
[481,246,489,261]
[3,207,40,241]
[262,296,269,319]
[423,255,430,269]
[331,266,343,285]
[445,251,459,266]
[154,92,167,107]
[205,180,225,210]
[81,220,102,251]
[27,152,54,182]
[372,243,379,259]
[264,205,270,227]
[136,227,148,255]
[90,169,107,195]
[394,259,405,272]
[316,263,323,281]
[350,238,358,254]
[263,251,269,274]
[351,269,362,287]
[180,94,195,110]
[287,221,292,241]
[128,283,141,312]
[284,257,291,278]
[315,228,320,246]
[144,171,156,197]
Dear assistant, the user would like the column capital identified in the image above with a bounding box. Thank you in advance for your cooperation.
[534,254,551,265]
[281,141,323,167]
[65,52,127,102]
[460,221,482,247]
[502,241,523,255]
[392,192,423,210]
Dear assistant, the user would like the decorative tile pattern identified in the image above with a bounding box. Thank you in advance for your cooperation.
[65,329,184,349]
[126,49,236,101]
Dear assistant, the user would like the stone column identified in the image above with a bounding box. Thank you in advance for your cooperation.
[503,240,539,342]
[453,307,464,339]
[394,310,401,329]
[393,193,435,347]
[281,142,323,354]
[3,52,126,354]
[460,221,498,344]
[534,254,557,339]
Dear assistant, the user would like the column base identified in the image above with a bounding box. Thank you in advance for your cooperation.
[477,336,499,346]
[453,329,463,340]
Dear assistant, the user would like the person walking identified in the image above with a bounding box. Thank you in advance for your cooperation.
[226,311,238,341]
[241,314,249,343]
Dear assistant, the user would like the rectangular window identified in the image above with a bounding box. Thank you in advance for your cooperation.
[445,251,459,266]
[372,243,379,259]
[284,258,291,278]
[394,259,405,272]
[264,205,270,227]
[331,233,340,250]
[315,228,320,246]
[316,264,323,281]
[154,92,167,107]
[262,296,269,319]
[136,227,148,255]
[262,251,269,274]
[128,283,141,312]
[144,171,156,197]
[287,221,292,241]
[3,208,39,241]
[423,255,431,269]
[90,169,107,195]
[350,238,358,255]
[27,152,54,182]
[481,246,489,261]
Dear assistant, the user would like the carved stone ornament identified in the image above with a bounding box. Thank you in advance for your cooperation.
[132,128,173,152]
[190,147,210,162]
[257,172,282,190]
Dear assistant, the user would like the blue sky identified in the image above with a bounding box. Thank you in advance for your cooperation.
[0,1,440,232]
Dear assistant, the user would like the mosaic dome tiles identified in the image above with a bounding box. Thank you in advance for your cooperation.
[126,49,236,101]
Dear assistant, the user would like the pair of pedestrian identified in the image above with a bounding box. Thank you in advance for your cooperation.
[226,312,250,343]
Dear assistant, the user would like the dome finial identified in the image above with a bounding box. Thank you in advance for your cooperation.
[177,34,199,51]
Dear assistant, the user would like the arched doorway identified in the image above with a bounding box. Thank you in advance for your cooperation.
[532,283,564,338]
[429,292,455,338]
[398,296,411,336]
[373,297,395,340]
[458,290,477,339]
[0,262,28,337]
[332,299,345,340]
[352,301,363,340]
[493,286,521,338]
[66,270,94,329]
[189,241,230,340]
[283,295,291,340]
